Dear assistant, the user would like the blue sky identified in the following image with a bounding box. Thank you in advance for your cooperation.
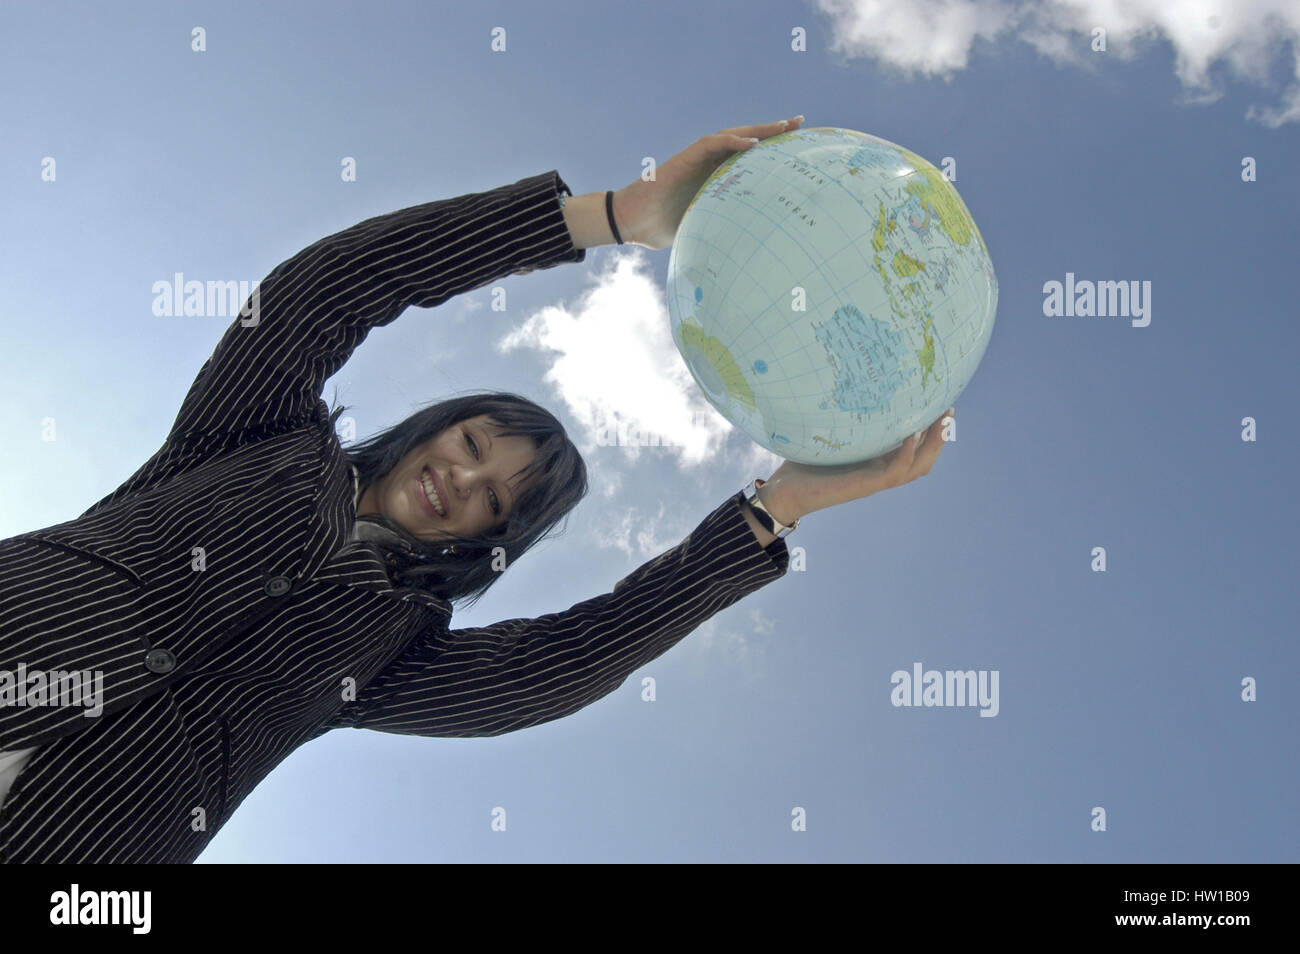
[1,0,1296,862]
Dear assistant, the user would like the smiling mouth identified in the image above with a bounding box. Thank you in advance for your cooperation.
[419,466,446,517]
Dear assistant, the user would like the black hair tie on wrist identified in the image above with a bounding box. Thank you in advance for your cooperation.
[605,190,624,245]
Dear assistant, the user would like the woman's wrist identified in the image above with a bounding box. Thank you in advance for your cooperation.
[740,477,801,549]
[561,190,621,250]
[755,477,801,528]
[740,498,779,548]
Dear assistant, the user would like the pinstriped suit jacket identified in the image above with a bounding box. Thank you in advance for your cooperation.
[0,170,790,863]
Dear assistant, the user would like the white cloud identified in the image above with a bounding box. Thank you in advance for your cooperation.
[748,608,777,638]
[815,0,1022,76]
[496,247,782,482]
[812,0,1300,126]
[589,499,681,560]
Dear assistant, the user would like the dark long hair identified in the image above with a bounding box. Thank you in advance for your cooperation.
[327,390,588,611]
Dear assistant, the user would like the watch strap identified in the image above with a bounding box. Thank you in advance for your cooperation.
[743,478,799,538]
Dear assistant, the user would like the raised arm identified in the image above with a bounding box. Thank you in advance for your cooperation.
[166,170,586,447]
[319,490,789,739]
[74,171,589,519]
[82,119,803,517]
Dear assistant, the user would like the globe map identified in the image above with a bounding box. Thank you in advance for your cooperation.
[666,126,998,465]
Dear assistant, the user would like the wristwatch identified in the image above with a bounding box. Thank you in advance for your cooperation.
[742,478,799,538]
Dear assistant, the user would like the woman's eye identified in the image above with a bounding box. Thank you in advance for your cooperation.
[466,431,501,515]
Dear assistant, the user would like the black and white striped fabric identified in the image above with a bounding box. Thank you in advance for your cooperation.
[0,171,790,863]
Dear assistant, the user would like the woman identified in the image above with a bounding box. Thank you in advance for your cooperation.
[0,115,951,862]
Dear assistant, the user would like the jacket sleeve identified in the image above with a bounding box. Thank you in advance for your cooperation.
[164,170,585,447]
[322,491,790,738]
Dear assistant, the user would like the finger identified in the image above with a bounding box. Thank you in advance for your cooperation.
[704,119,804,158]
[719,116,804,139]
[693,135,757,164]
[920,416,945,448]
[885,433,920,481]
[915,414,952,470]
[724,119,792,137]
[920,427,946,462]
[919,408,952,442]
[899,423,938,469]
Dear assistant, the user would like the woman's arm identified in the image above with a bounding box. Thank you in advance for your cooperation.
[320,490,789,739]
[161,115,801,451]
[561,191,621,251]
[162,171,585,450]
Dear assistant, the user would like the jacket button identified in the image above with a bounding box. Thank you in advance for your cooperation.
[145,649,176,673]
[264,575,292,597]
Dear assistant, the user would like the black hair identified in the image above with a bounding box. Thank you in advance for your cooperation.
[327,389,588,611]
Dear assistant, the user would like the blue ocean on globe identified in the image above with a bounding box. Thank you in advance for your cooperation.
[666,126,998,465]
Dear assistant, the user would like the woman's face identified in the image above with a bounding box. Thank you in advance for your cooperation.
[356,414,538,541]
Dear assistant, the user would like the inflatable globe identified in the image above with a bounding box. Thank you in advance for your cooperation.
[666,126,997,465]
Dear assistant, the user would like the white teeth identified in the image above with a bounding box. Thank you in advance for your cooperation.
[420,472,445,516]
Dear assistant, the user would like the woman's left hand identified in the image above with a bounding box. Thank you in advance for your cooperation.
[613,115,805,250]
[759,409,956,527]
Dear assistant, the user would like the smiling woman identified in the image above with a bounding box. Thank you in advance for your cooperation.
[0,135,809,864]
[360,414,538,537]
[337,390,588,610]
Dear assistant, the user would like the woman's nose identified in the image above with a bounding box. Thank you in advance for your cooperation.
[448,465,479,498]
